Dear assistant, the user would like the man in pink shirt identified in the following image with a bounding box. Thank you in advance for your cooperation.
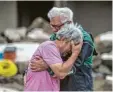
[24,24,83,91]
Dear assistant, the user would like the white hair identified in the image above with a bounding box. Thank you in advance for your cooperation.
[56,24,83,45]
[47,7,74,23]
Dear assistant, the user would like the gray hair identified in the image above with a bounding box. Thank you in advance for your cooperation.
[47,7,73,23]
[56,24,83,44]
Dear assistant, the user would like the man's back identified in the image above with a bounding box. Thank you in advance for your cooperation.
[25,41,61,91]
[60,25,95,91]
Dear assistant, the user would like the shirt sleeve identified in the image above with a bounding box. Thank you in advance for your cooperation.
[41,44,63,65]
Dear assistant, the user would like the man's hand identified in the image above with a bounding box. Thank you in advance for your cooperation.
[30,56,48,72]
[71,41,83,55]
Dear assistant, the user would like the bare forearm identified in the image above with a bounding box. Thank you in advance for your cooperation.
[53,53,79,79]
[60,53,78,74]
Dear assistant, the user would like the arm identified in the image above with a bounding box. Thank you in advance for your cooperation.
[29,56,48,72]
[29,42,82,78]
[50,53,78,79]
[42,41,82,79]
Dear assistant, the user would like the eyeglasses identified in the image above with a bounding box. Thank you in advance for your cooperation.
[50,21,71,30]
[51,24,64,30]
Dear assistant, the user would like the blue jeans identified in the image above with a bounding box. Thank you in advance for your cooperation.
[60,65,93,91]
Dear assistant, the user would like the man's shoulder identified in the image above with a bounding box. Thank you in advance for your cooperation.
[40,41,56,49]
[76,23,94,46]
[50,33,56,41]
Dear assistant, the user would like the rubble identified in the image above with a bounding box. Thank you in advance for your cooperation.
[106,76,113,82]
[0,75,24,91]
[16,62,28,74]
[93,31,112,91]
[27,28,50,40]
[0,17,51,43]
[94,31,112,71]
[27,17,52,34]
[0,36,6,43]
[0,86,18,92]
[103,79,112,91]
[98,64,111,75]
[92,55,102,69]
[101,52,112,70]
[95,31,112,54]
[1,27,27,42]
